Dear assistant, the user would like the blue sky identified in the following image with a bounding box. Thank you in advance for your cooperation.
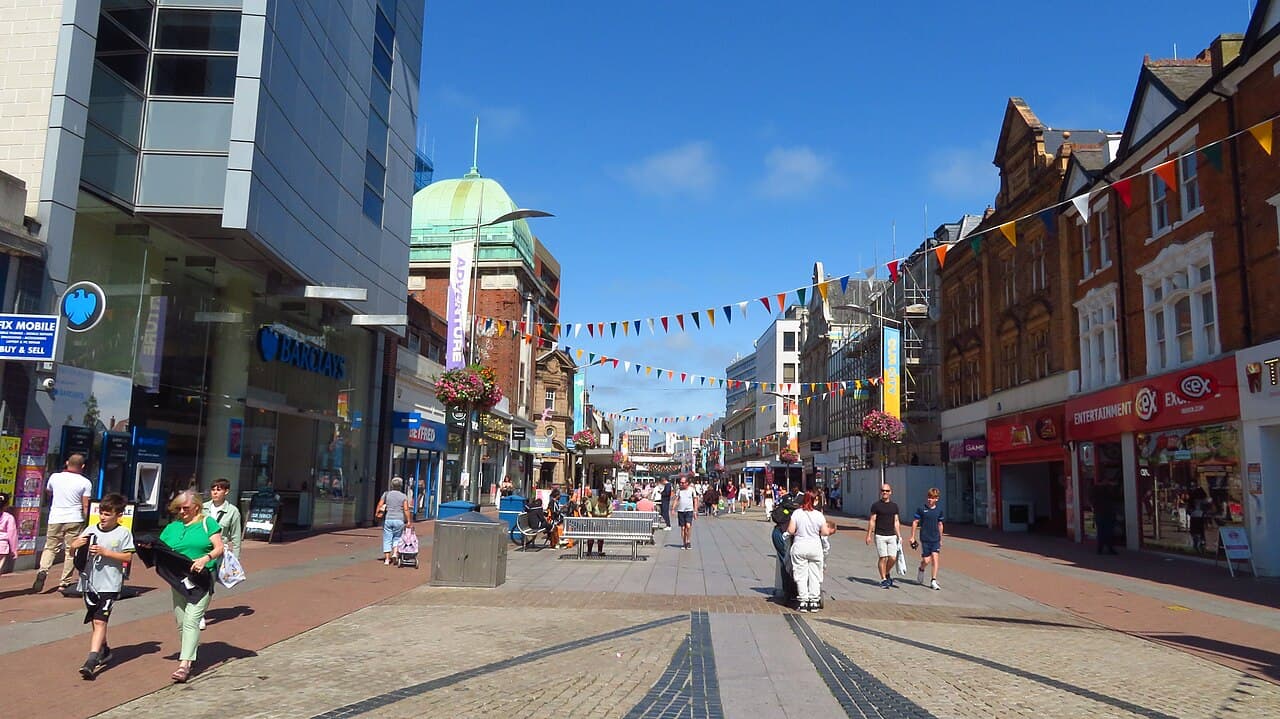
[418,1,1256,439]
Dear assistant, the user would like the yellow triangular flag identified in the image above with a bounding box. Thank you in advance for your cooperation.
[999,221,1017,247]
[497,323,505,337]
[817,281,830,302]
[707,308,715,326]
[576,348,583,359]
[1250,120,1273,155]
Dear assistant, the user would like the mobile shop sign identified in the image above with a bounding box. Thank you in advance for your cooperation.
[256,326,346,380]
[1066,357,1238,440]
[0,314,59,361]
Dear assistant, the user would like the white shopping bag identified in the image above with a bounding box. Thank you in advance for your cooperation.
[894,541,908,576]
[217,549,247,589]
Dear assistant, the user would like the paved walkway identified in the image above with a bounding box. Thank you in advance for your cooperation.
[16,509,1269,719]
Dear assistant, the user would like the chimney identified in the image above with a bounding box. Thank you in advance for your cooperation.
[1209,34,1244,74]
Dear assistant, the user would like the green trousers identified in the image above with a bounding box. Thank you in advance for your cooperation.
[171,589,212,662]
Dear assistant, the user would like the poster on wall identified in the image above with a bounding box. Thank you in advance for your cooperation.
[228,419,243,458]
[15,428,49,555]
[0,435,19,497]
[51,366,133,452]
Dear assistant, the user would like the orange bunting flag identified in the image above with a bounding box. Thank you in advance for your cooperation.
[707,308,715,326]
[776,293,787,312]
[676,314,685,331]
[999,221,1016,247]
[1152,160,1178,192]
[1250,120,1273,155]
[667,370,674,380]
[934,244,950,268]
[622,321,629,336]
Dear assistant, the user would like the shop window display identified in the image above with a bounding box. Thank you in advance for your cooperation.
[1080,441,1125,542]
[1136,424,1242,555]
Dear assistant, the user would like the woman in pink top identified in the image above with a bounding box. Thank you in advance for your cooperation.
[0,493,17,577]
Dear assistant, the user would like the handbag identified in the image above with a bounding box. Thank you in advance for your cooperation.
[218,548,247,589]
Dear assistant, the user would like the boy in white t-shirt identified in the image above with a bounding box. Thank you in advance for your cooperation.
[71,493,135,679]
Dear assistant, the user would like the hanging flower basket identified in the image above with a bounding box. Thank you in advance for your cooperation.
[572,429,598,449]
[779,449,799,464]
[433,364,503,411]
[861,410,906,444]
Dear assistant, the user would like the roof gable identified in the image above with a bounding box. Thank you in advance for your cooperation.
[993,97,1044,166]
[1116,61,1210,157]
[1244,0,1280,53]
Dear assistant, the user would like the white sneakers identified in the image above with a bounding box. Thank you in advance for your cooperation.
[198,618,207,630]
[930,579,941,591]
[916,567,926,585]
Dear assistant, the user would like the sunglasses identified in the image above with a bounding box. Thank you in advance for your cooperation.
[881,490,893,493]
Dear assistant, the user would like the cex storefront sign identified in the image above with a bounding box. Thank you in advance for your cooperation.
[1066,357,1238,440]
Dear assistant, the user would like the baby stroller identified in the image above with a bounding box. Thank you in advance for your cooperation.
[396,526,420,568]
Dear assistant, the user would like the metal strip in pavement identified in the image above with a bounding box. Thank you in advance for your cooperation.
[819,618,1183,719]
[622,611,725,719]
[786,614,936,719]
[309,613,687,719]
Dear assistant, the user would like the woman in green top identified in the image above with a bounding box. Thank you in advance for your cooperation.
[159,489,225,683]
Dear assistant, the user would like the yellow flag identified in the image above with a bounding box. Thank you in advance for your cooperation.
[999,221,1017,247]
[1250,120,1273,155]
[817,281,830,302]
[497,323,505,337]
[707,308,716,326]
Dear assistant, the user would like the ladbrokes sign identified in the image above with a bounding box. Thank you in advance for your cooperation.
[1066,357,1238,440]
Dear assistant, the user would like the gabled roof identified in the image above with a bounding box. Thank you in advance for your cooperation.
[993,98,1044,166]
[1059,145,1109,201]
[536,348,577,371]
[1117,59,1213,155]
[1243,0,1280,54]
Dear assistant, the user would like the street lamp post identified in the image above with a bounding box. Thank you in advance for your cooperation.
[448,207,554,505]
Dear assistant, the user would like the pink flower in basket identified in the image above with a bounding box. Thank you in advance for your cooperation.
[861,410,906,443]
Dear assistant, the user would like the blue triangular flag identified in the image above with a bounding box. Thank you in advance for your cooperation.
[840,275,849,293]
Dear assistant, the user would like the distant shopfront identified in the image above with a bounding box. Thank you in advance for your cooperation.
[943,436,987,525]
[1237,340,1280,576]
[1066,357,1241,557]
[986,407,1070,535]
[391,412,447,520]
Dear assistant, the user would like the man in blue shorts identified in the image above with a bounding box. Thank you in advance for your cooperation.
[910,487,945,590]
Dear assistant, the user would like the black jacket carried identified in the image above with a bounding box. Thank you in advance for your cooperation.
[134,536,214,602]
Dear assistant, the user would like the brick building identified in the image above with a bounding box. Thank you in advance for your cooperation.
[1060,8,1280,575]
[408,166,562,500]
[939,98,1116,534]
[531,348,577,489]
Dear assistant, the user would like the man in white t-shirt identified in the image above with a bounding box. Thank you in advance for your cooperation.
[675,476,699,550]
[34,453,94,593]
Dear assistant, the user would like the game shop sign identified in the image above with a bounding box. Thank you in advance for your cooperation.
[1066,357,1238,440]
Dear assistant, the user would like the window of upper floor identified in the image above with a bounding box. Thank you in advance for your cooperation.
[1030,237,1048,293]
[1075,284,1120,392]
[1138,234,1218,374]
[783,331,797,352]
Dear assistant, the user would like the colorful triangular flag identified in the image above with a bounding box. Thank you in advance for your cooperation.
[934,244,950,268]
[1250,120,1273,155]
[969,233,982,255]
[999,221,1016,247]
[796,287,807,305]
[840,275,850,293]
[691,311,700,329]
[1152,160,1178,193]
[676,314,685,331]
[776,293,787,312]
[1113,177,1133,207]
[1070,193,1091,222]
[1201,143,1223,172]
[886,260,900,283]
[707,308,715,326]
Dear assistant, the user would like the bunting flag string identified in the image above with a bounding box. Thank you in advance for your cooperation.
[955,113,1279,252]
[474,275,851,339]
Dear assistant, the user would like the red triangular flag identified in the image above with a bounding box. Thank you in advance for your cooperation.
[661,316,669,332]
[612,359,619,368]
[680,373,687,383]
[676,314,685,331]
[1113,177,1133,207]
[760,296,771,313]
[887,260,900,283]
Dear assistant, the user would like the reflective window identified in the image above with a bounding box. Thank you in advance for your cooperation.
[373,42,393,83]
[95,17,149,90]
[156,10,241,52]
[151,55,237,97]
[102,0,153,43]
[362,184,384,224]
[82,124,139,201]
[375,8,395,52]
[364,152,385,191]
[366,112,388,156]
[370,70,391,119]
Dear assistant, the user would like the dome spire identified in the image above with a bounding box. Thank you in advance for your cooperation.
[463,116,481,178]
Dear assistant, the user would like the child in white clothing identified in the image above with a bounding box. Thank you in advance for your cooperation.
[820,519,836,555]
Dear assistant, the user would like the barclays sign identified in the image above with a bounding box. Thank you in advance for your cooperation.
[256,327,347,380]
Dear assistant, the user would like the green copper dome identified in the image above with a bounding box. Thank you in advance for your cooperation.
[410,171,534,268]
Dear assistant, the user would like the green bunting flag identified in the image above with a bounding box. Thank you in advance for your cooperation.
[1201,143,1224,172]
[970,233,982,255]
[796,287,807,304]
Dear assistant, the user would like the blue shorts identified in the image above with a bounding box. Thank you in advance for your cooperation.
[920,540,940,557]
[677,511,694,527]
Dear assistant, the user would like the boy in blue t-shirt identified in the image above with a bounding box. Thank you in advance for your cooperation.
[910,487,945,590]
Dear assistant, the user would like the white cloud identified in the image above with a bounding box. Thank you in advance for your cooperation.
[927,144,998,199]
[436,86,525,138]
[756,146,833,198]
[621,141,719,196]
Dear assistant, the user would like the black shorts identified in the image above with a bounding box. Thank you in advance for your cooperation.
[677,511,694,527]
[82,591,120,624]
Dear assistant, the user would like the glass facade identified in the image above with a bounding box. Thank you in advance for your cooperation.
[1136,423,1243,555]
[58,191,375,529]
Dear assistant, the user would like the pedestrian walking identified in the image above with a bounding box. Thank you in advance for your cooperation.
[1091,479,1119,555]
[865,484,902,588]
[909,487,944,590]
[702,484,720,517]
[33,453,93,593]
[70,493,135,679]
[763,483,775,522]
[675,476,698,549]
[200,478,243,629]
[157,489,224,683]
[375,477,412,565]
[586,490,611,556]
[656,477,671,529]
[787,491,835,612]
[0,492,16,578]
[724,481,738,514]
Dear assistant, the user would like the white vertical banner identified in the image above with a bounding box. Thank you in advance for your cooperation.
[445,239,474,369]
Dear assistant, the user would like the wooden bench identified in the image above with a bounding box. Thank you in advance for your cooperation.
[562,516,655,560]
[610,510,663,532]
